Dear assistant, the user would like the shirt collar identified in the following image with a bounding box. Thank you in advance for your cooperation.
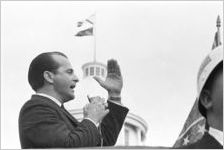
[35,93,62,107]
[208,127,223,146]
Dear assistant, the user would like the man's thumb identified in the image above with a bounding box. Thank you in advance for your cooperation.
[93,76,105,88]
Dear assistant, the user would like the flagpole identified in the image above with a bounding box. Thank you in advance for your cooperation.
[93,12,96,62]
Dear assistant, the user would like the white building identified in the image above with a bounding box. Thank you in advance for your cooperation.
[68,61,148,146]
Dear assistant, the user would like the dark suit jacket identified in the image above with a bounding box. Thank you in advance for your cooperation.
[177,132,223,149]
[19,95,129,148]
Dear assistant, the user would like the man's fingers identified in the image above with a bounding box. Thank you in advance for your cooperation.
[94,96,104,104]
[83,104,89,115]
[103,109,110,117]
[107,59,117,74]
[87,95,106,105]
[115,63,121,76]
[107,59,122,77]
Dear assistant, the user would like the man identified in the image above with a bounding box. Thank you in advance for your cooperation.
[19,52,129,148]
[179,46,223,149]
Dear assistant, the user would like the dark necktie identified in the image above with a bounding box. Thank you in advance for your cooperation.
[61,104,71,115]
[60,104,67,113]
[61,103,65,109]
[61,103,69,115]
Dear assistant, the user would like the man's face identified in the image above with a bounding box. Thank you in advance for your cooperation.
[51,54,79,103]
[211,69,223,128]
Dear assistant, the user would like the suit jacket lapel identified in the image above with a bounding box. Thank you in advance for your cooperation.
[204,132,223,148]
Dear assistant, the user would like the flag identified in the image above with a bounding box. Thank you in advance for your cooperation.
[173,15,222,148]
[212,31,221,49]
[75,27,93,36]
[76,14,94,27]
[75,14,95,37]
[77,21,84,27]
[173,99,206,148]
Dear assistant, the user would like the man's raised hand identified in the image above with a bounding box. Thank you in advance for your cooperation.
[93,59,123,98]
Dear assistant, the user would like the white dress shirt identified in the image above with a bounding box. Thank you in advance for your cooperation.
[209,127,223,146]
[36,93,62,107]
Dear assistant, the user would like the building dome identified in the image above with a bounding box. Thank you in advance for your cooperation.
[82,61,107,79]
[121,113,148,146]
[69,109,148,146]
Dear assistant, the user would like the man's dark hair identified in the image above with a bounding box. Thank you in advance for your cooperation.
[28,52,68,91]
[198,61,223,118]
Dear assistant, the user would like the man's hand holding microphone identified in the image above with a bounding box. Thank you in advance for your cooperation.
[83,96,109,125]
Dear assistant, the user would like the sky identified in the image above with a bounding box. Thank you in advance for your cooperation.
[1,1,223,148]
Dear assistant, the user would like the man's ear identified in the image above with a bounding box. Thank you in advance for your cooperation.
[43,71,54,84]
[200,90,213,110]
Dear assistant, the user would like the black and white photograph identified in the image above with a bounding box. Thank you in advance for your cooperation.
[1,1,223,149]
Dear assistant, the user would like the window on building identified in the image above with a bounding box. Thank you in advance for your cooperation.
[125,129,129,146]
[101,68,104,77]
[85,68,89,76]
[141,132,144,142]
[90,67,94,76]
[96,67,100,76]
